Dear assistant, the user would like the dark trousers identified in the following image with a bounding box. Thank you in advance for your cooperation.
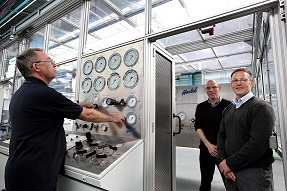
[199,145,225,191]
[225,165,273,191]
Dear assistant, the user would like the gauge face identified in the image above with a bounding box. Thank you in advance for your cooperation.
[95,56,106,73]
[178,112,187,121]
[93,94,99,103]
[93,76,105,92]
[81,78,92,93]
[107,73,121,90]
[108,53,121,70]
[126,112,137,126]
[124,48,139,67]
[123,69,138,89]
[101,97,109,109]
[126,95,138,108]
[83,60,93,75]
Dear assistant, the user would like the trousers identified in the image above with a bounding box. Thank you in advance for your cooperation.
[225,165,273,191]
[199,144,225,191]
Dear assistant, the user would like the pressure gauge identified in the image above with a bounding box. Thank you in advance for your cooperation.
[93,94,99,103]
[95,56,106,73]
[178,112,187,121]
[107,72,121,90]
[124,48,139,67]
[81,78,92,93]
[101,97,109,109]
[123,69,138,89]
[83,60,93,75]
[93,76,105,92]
[108,53,121,70]
[126,95,138,108]
[126,112,137,126]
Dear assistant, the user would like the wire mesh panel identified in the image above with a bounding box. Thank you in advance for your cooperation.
[155,51,173,191]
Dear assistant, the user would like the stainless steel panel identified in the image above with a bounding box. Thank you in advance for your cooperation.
[155,51,173,191]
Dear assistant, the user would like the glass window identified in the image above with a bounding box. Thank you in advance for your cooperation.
[263,34,281,152]
[28,28,45,49]
[48,7,82,62]
[151,0,262,33]
[49,61,78,131]
[85,0,145,53]
[49,61,77,101]
[204,69,233,84]
[3,43,18,79]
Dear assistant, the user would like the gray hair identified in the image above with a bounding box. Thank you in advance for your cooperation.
[16,48,43,76]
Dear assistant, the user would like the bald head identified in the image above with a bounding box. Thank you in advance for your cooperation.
[205,80,221,102]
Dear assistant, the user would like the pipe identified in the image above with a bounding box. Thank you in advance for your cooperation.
[0,0,36,29]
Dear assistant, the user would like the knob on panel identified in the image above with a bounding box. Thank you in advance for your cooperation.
[85,132,93,143]
[75,141,83,149]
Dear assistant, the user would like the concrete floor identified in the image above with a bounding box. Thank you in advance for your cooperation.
[176,147,286,191]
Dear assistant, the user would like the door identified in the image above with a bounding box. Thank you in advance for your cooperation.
[153,43,176,191]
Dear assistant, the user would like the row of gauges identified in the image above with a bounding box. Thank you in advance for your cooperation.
[82,70,138,93]
[83,48,139,75]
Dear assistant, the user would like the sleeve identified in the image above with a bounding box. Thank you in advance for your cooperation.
[194,104,200,131]
[226,103,275,171]
[49,91,83,120]
[217,108,228,160]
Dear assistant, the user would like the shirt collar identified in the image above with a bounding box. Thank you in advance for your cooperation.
[208,97,222,107]
[24,76,47,86]
[232,92,254,108]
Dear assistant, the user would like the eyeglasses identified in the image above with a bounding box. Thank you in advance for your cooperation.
[230,78,250,83]
[34,59,55,65]
[205,86,219,90]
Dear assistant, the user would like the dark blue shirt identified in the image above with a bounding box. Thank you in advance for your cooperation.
[5,76,83,191]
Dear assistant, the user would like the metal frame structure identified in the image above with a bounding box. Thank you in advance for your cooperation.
[0,0,286,190]
[270,5,287,190]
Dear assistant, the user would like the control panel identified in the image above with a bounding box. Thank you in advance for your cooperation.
[76,41,143,139]
[65,132,140,175]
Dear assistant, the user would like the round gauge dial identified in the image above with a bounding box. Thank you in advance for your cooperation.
[101,97,109,109]
[108,53,121,70]
[107,73,121,90]
[94,94,99,103]
[178,112,187,121]
[123,69,138,89]
[126,95,138,108]
[124,48,139,67]
[126,112,137,126]
[81,78,92,93]
[95,56,106,73]
[83,60,93,75]
[93,76,105,92]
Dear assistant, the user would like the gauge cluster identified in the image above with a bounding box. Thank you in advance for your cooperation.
[77,41,143,138]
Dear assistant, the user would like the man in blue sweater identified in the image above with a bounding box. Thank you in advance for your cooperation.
[217,68,275,191]
[195,80,231,191]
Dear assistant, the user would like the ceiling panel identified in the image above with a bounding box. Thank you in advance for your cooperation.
[213,42,252,56]
[221,53,252,68]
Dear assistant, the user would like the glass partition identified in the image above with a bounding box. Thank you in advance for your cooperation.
[85,0,145,53]
[49,61,78,131]
[3,43,18,79]
[151,0,264,33]
[48,7,82,62]
[28,28,45,49]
